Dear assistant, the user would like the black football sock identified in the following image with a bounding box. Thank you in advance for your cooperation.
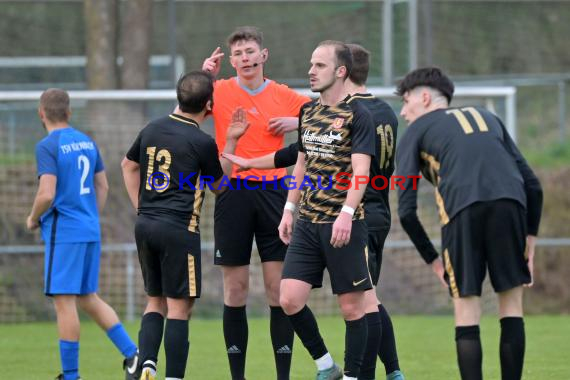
[287,305,328,360]
[164,318,189,379]
[360,312,382,380]
[139,312,164,368]
[378,304,401,374]
[343,316,368,378]
[223,305,248,380]
[270,306,294,380]
[500,317,525,380]
[455,325,483,380]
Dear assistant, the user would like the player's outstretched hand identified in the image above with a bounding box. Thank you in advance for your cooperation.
[279,210,294,245]
[227,107,250,141]
[268,117,298,136]
[524,235,536,287]
[331,211,352,248]
[26,215,39,231]
[202,46,225,77]
[431,257,448,289]
[221,153,252,172]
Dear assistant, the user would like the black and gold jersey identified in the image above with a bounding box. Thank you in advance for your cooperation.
[346,94,398,229]
[396,106,542,263]
[273,94,398,229]
[297,99,376,223]
[126,113,223,233]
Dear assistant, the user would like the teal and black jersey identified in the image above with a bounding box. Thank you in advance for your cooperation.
[126,113,223,232]
[396,106,543,263]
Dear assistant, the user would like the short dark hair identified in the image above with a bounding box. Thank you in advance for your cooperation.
[317,40,353,80]
[40,88,70,123]
[346,43,370,86]
[396,67,454,103]
[227,26,263,49]
[177,71,214,114]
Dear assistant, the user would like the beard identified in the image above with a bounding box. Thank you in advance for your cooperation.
[310,76,335,94]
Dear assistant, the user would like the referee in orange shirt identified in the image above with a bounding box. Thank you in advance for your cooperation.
[202,26,310,380]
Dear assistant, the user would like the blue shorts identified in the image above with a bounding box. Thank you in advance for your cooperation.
[44,242,100,296]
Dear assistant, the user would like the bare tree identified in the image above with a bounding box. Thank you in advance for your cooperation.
[83,0,154,241]
[120,0,154,89]
[84,0,118,89]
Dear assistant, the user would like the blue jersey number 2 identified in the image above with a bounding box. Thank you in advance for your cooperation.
[78,155,91,195]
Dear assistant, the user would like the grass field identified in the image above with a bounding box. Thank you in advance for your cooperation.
[1,315,568,379]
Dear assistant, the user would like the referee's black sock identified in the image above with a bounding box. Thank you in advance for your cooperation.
[287,305,328,360]
[359,312,382,380]
[344,316,368,378]
[378,304,401,374]
[455,325,483,380]
[139,312,164,368]
[164,318,189,379]
[500,317,525,380]
[270,306,294,380]
[223,305,248,380]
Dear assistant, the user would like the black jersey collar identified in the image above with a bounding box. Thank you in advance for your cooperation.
[169,113,200,128]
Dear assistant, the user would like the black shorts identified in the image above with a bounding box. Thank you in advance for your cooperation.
[364,202,391,286]
[441,199,530,298]
[135,215,202,298]
[367,227,390,286]
[282,219,372,295]
[214,180,287,266]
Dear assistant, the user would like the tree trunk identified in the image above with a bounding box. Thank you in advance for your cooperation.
[83,1,121,237]
[120,0,153,89]
[84,0,118,89]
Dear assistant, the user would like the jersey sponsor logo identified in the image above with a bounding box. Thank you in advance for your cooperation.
[327,131,342,141]
[352,278,367,286]
[248,107,259,115]
[332,117,345,129]
[227,345,242,354]
[302,129,341,145]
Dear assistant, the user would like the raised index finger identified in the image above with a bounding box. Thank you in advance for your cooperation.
[210,46,222,57]
[211,53,225,61]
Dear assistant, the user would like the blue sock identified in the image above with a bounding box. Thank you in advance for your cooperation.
[107,323,137,358]
[59,340,79,380]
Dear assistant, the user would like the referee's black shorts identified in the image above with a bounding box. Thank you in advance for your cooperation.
[282,219,372,295]
[214,179,287,266]
[441,199,531,298]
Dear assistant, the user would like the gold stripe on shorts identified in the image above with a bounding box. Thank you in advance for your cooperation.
[188,254,196,297]
[364,245,373,282]
[443,249,459,298]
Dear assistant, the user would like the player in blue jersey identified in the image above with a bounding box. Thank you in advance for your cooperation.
[26,88,139,380]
